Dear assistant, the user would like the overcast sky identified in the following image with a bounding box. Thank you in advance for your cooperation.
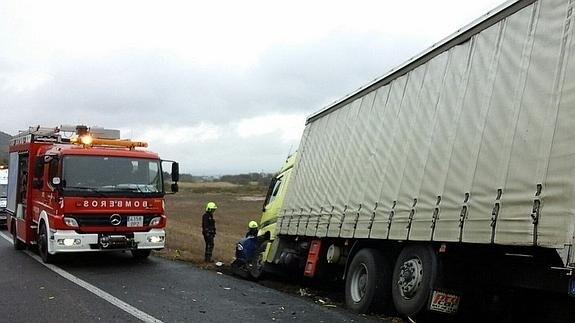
[0,0,507,175]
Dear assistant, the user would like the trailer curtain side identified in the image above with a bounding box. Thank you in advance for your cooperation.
[278,0,575,254]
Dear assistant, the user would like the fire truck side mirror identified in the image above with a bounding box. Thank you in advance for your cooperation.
[171,162,180,182]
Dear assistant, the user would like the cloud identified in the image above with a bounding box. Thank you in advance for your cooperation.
[0,0,507,174]
[236,114,306,142]
[0,30,450,174]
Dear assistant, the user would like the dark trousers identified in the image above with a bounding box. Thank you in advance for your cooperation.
[203,234,214,261]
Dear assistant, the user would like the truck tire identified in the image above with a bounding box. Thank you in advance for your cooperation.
[345,248,392,313]
[131,249,152,260]
[249,241,269,280]
[12,221,25,251]
[391,244,438,317]
[38,223,56,263]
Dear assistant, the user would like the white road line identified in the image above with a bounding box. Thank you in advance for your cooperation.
[0,231,164,323]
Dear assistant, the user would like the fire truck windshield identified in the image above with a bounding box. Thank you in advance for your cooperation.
[61,156,163,196]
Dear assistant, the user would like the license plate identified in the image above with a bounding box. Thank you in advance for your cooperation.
[127,216,144,227]
[429,290,460,314]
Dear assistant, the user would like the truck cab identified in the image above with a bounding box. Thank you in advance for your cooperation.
[240,153,296,279]
[259,153,296,241]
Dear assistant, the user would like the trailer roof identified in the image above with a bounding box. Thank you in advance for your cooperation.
[306,0,535,124]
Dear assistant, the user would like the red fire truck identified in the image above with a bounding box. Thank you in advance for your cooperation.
[6,125,179,263]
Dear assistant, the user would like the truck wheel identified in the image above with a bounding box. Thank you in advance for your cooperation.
[391,245,438,317]
[249,241,269,280]
[131,249,152,260]
[12,222,25,251]
[345,248,392,313]
[38,223,55,263]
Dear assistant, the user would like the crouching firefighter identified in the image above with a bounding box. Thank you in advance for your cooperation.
[231,221,261,279]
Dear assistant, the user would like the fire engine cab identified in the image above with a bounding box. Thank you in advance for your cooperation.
[6,125,179,263]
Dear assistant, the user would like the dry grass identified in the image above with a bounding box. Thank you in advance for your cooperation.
[155,183,266,267]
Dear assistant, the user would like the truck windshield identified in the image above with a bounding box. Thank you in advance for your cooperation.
[61,156,162,196]
[0,184,6,198]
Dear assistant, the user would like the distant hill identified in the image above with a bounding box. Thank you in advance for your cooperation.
[0,131,10,166]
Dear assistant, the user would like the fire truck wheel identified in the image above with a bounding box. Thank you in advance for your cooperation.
[249,241,269,280]
[12,222,25,251]
[345,248,393,314]
[391,244,438,317]
[38,223,55,263]
[131,249,152,260]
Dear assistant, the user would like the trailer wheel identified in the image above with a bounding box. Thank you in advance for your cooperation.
[12,221,25,251]
[345,248,392,313]
[131,249,152,260]
[392,245,437,317]
[38,223,55,263]
[249,241,269,280]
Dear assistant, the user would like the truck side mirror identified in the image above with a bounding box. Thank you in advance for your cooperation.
[171,162,179,182]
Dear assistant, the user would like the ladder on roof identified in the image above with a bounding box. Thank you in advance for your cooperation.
[10,125,85,145]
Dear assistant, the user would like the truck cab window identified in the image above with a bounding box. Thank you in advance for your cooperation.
[267,177,283,205]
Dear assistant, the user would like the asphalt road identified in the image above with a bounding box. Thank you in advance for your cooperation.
[0,230,384,323]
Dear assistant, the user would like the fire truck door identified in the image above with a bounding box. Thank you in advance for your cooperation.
[15,153,28,237]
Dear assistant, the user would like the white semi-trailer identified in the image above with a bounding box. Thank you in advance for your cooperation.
[251,0,575,319]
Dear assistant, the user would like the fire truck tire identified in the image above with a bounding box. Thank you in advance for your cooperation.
[345,248,393,314]
[391,244,438,317]
[12,222,25,251]
[38,223,55,263]
[131,249,152,259]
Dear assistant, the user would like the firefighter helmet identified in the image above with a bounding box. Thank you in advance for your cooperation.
[248,221,258,229]
[206,202,218,211]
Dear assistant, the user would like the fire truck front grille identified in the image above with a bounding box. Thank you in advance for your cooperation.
[67,214,158,227]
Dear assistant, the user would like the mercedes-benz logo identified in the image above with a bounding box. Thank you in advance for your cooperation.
[110,214,122,226]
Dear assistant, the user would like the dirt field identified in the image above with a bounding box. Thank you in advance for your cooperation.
[156,182,266,267]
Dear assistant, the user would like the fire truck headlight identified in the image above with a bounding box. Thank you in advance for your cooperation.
[64,217,79,228]
[58,238,81,246]
[149,217,161,226]
[147,236,164,243]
